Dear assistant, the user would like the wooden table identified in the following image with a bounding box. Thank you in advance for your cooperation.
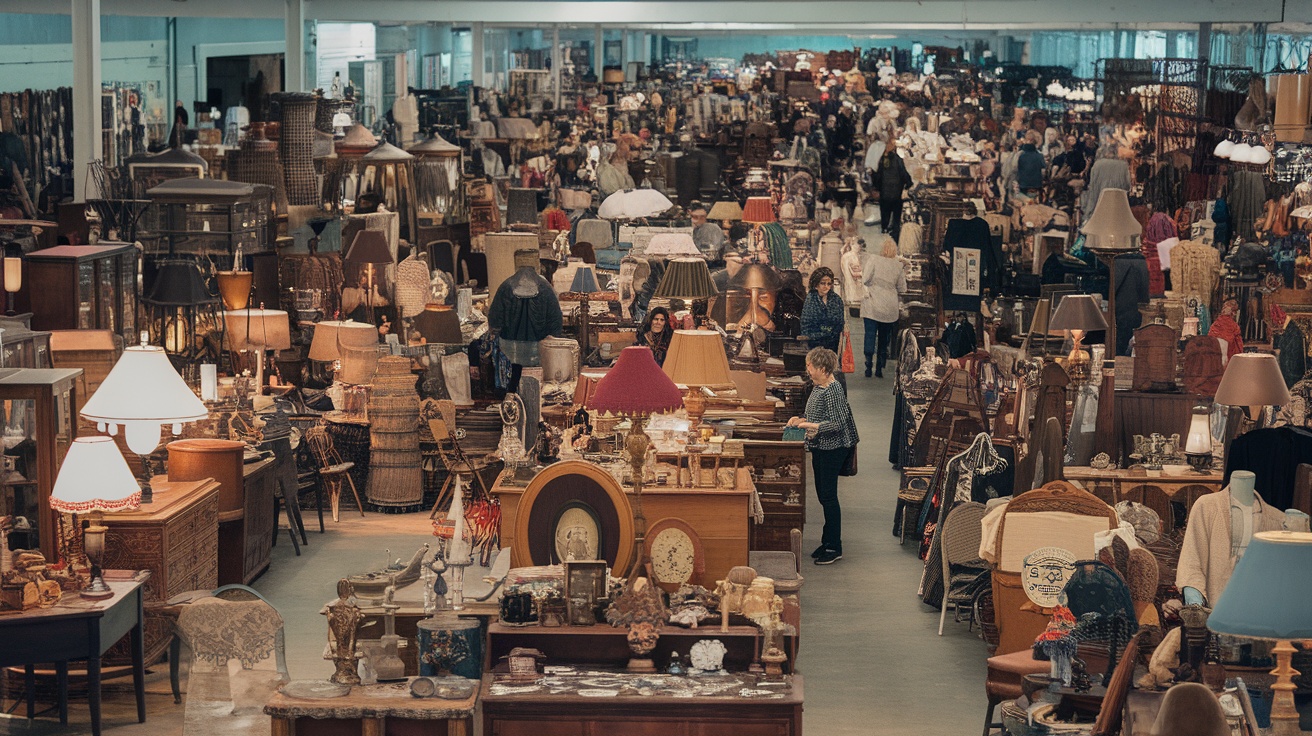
[480,672,804,736]
[492,469,753,584]
[265,679,476,736]
[0,578,146,736]
[1065,465,1224,506]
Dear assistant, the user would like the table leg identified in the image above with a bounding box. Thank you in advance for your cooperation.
[170,636,183,704]
[57,661,69,725]
[88,654,101,736]
[23,664,34,720]
[448,717,472,736]
[363,716,384,736]
[270,716,293,736]
[132,597,147,723]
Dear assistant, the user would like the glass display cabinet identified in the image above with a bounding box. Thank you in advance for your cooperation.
[22,243,139,342]
[0,315,52,369]
[143,178,275,262]
[0,368,81,561]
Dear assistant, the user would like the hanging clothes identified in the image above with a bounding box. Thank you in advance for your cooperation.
[1227,170,1267,243]
[941,217,1004,313]
[918,434,1008,606]
[1172,239,1222,300]
[1142,213,1178,297]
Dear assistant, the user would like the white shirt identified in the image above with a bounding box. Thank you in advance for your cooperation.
[860,253,908,323]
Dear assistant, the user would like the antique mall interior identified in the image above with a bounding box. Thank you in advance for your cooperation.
[4,1,1312,735]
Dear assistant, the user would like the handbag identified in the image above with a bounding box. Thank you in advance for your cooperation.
[840,443,859,476]
[838,330,856,374]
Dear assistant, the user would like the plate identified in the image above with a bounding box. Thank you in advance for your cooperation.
[279,680,351,699]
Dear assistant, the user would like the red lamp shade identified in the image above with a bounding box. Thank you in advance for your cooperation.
[589,346,684,416]
[741,197,776,225]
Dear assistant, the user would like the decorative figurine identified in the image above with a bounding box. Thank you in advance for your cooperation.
[534,420,562,464]
[688,639,728,673]
[325,578,364,685]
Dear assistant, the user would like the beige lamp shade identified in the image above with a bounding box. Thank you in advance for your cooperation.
[309,320,378,361]
[49,436,142,513]
[225,309,292,351]
[1215,353,1292,409]
[707,201,743,221]
[663,329,732,387]
[654,258,719,300]
[1184,405,1213,455]
[1047,294,1108,334]
[645,233,703,257]
[339,344,382,385]
[1081,188,1141,251]
[80,343,209,455]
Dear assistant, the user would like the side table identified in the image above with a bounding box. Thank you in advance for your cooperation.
[265,679,476,736]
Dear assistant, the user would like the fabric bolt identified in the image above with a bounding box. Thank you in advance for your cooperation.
[860,253,908,324]
[1227,170,1267,243]
[762,223,794,269]
[1223,426,1312,511]
[1176,488,1284,604]
[801,291,847,353]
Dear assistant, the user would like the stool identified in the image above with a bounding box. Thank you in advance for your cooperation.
[897,486,928,545]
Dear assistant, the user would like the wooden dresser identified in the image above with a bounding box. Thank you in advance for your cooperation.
[741,440,806,552]
[232,457,277,585]
[102,476,220,665]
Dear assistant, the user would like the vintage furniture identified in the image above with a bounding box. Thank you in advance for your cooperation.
[1111,390,1205,467]
[48,436,143,598]
[266,679,476,736]
[21,243,138,340]
[481,670,803,736]
[49,330,119,415]
[427,410,494,518]
[165,584,289,707]
[167,441,275,586]
[938,501,987,636]
[305,422,366,523]
[509,459,637,572]
[0,314,53,369]
[494,465,753,584]
[0,367,81,560]
[1064,465,1222,509]
[741,440,806,551]
[101,477,220,666]
[143,178,275,260]
[0,579,146,736]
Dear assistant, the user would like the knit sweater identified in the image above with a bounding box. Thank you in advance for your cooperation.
[803,380,859,451]
[801,291,847,353]
[1175,489,1284,604]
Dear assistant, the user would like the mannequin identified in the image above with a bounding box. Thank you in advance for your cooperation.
[1179,471,1282,605]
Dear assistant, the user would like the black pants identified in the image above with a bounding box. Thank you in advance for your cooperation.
[811,446,850,551]
[880,199,903,240]
[862,318,897,371]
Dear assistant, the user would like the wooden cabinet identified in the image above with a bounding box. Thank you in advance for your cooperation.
[741,440,806,552]
[20,243,139,341]
[0,315,53,369]
[0,368,80,561]
[233,458,276,585]
[101,477,219,665]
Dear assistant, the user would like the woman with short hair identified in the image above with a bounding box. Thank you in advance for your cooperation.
[787,347,859,565]
[860,234,908,378]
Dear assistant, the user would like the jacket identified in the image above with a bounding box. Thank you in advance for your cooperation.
[487,268,563,343]
[1016,144,1045,190]
[1176,489,1284,604]
[873,151,912,202]
[860,253,907,323]
[800,291,846,353]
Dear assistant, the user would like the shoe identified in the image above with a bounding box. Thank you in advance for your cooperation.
[864,368,873,378]
[811,544,830,559]
[875,368,883,378]
[814,550,843,565]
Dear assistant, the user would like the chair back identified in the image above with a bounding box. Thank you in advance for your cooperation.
[941,502,987,574]
[305,422,341,469]
[992,480,1116,655]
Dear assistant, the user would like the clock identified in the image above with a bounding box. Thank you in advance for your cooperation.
[645,517,705,590]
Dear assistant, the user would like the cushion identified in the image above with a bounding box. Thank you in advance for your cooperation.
[998,511,1112,572]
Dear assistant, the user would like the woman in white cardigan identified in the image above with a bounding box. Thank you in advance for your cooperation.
[859,234,907,378]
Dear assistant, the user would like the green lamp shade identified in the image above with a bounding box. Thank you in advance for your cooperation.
[1208,531,1312,640]
[653,258,718,300]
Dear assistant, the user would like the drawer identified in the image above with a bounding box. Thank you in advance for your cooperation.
[167,496,220,556]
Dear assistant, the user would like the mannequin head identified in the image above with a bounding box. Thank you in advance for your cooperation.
[1230,470,1257,506]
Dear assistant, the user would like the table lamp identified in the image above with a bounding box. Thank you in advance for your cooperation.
[653,257,718,302]
[741,197,775,226]
[571,264,602,360]
[662,329,732,437]
[707,200,743,223]
[309,319,378,380]
[1208,531,1312,731]
[1082,188,1141,354]
[1214,352,1291,431]
[1183,405,1214,473]
[3,243,21,316]
[1047,294,1107,383]
[588,345,683,668]
[80,335,209,503]
[225,307,292,389]
[216,245,253,311]
[645,233,702,258]
[345,229,394,326]
[49,436,141,598]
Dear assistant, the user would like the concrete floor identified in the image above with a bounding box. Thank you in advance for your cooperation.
[2,318,989,736]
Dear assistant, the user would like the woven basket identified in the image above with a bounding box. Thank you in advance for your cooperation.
[271,92,319,205]
[370,432,420,452]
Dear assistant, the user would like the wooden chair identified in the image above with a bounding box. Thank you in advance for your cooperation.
[984,480,1116,736]
[427,407,493,518]
[304,422,365,522]
[939,502,987,636]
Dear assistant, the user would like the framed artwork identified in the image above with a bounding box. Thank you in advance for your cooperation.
[564,560,607,626]
[512,460,635,572]
[644,517,705,591]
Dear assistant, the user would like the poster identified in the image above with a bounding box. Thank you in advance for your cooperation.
[952,247,981,296]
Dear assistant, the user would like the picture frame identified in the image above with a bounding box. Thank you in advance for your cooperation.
[564,560,608,626]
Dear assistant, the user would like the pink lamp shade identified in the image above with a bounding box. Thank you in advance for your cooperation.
[49,436,142,513]
[589,346,684,416]
[741,197,776,225]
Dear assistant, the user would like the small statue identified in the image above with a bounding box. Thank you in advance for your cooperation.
[324,578,364,685]
[534,420,562,464]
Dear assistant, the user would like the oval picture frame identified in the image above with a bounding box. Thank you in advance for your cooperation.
[644,517,706,590]
[513,460,635,573]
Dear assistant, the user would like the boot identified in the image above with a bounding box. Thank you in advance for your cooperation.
[875,358,885,378]
[864,354,873,378]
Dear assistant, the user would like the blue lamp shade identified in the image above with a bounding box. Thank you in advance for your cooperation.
[570,265,601,294]
[1208,531,1312,640]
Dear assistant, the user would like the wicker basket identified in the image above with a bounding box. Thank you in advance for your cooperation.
[367,355,424,509]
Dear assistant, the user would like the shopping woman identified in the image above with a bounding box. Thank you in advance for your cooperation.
[860,234,908,378]
[635,306,674,366]
[800,266,848,388]
[787,347,859,565]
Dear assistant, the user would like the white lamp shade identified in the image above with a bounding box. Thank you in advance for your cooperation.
[1229,143,1253,163]
[1184,407,1212,455]
[49,436,142,513]
[225,309,292,351]
[80,344,209,454]
[1213,139,1235,158]
[309,320,378,362]
[645,233,702,257]
[1249,146,1272,165]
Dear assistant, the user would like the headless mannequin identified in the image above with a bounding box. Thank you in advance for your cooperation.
[1183,470,1256,606]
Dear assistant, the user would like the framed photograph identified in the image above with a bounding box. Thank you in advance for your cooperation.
[564,560,608,626]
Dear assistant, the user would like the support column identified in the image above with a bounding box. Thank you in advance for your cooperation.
[472,22,485,88]
[594,25,604,80]
[1197,23,1212,117]
[551,26,562,109]
[285,0,306,92]
[72,0,102,203]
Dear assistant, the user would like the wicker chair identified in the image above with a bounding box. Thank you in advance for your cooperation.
[426,407,493,519]
[305,422,365,522]
[939,502,987,636]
